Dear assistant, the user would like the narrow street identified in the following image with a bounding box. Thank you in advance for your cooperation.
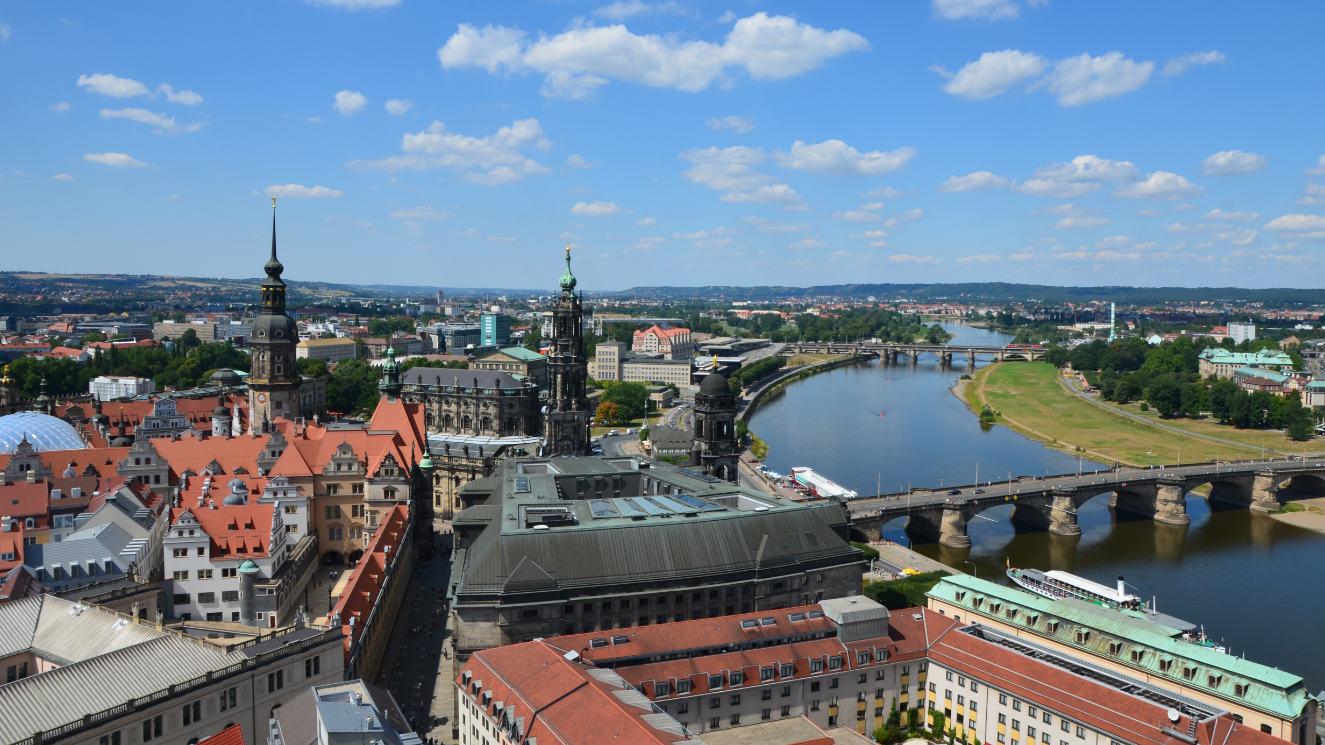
[377,528,454,737]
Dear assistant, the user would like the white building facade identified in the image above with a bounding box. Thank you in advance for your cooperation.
[89,375,156,401]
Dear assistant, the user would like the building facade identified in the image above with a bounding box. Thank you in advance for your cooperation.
[89,375,155,401]
[1229,321,1257,344]
[480,312,513,348]
[633,324,695,360]
[297,336,358,363]
[472,346,548,389]
[1198,348,1294,379]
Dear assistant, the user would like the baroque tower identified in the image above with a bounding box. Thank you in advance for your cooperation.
[542,244,590,456]
[247,197,301,432]
[691,365,739,482]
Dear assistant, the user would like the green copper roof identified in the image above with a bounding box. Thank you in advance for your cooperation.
[927,574,1308,719]
[496,346,546,362]
[559,244,577,292]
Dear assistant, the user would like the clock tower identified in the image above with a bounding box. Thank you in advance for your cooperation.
[542,244,591,456]
[247,198,301,432]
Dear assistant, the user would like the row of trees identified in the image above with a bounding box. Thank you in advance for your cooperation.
[5,340,251,398]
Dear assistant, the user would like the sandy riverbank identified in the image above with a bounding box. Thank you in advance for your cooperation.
[1272,497,1325,534]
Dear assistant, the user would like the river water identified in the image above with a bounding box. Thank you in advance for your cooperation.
[749,323,1325,690]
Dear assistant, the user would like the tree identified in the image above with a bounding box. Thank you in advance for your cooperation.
[522,325,543,352]
[325,360,382,416]
[1144,374,1183,418]
[297,358,329,378]
[601,381,648,421]
[595,401,624,426]
[177,328,201,353]
[1283,399,1316,441]
[1209,379,1239,423]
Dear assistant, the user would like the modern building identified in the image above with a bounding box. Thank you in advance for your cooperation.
[472,346,547,389]
[0,594,343,745]
[296,336,358,363]
[0,411,88,453]
[89,375,155,402]
[271,679,422,745]
[457,595,1288,745]
[1197,348,1294,380]
[448,455,865,657]
[592,341,694,388]
[1229,321,1257,344]
[926,574,1318,743]
[480,312,513,348]
[633,324,694,360]
[543,245,592,456]
[153,320,226,343]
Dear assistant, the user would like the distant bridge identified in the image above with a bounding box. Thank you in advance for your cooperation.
[786,342,1047,366]
[846,458,1325,548]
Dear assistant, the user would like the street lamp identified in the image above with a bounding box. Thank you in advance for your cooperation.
[964,560,978,578]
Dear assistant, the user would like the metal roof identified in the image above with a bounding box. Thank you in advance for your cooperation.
[927,574,1308,719]
[0,412,88,454]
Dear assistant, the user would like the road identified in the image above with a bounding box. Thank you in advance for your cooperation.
[847,457,1325,515]
[377,530,453,735]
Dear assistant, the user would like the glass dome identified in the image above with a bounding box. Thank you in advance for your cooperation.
[0,412,89,454]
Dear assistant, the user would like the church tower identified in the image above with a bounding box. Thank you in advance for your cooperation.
[691,366,739,482]
[542,244,590,456]
[247,197,301,432]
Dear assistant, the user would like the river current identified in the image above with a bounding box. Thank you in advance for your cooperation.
[749,323,1325,690]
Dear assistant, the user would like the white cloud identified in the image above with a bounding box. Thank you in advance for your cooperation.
[1008,251,1035,261]
[349,118,551,185]
[100,107,204,135]
[1300,183,1325,206]
[594,1,685,21]
[1137,208,1164,217]
[681,145,801,204]
[941,170,1008,192]
[791,238,827,250]
[630,235,666,253]
[778,139,915,176]
[571,200,621,216]
[1308,155,1325,176]
[265,184,344,199]
[706,115,755,134]
[833,209,880,223]
[1116,171,1201,199]
[83,152,149,168]
[50,101,71,113]
[390,205,450,220]
[1014,154,1137,197]
[1041,52,1153,106]
[157,83,203,105]
[885,208,924,227]
[1265,214,1325,232]
[1016,180,1097,198]
[746,217,810,233]
[940,50,1047,99]
[1205,208,1259,222]
[1203,149,1266,176]
[77,73,149,99]
[956,254,1001,264]
[333,90,367,115]
[637,216,657,226]
[51,173,75,182]
[384,98,413,116]
[1162,50,1226,77]
[0,21,9,42]
[933,0,1019,20]
[722,184,800,203]
[1211,228,1257,246]
[304,0,401,8]
[888,253,941,264]
[565,153,593,170]
[438,13,868,98]
[1056,215,1108,229]
[861,186,903,199]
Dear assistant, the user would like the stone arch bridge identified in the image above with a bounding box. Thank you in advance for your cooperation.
[847,458,1325,548]
[786,342,1046,367]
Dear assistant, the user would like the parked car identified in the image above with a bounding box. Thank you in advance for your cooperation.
[947,488,961,495]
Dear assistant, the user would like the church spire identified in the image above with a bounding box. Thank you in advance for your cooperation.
[265,196,284,279]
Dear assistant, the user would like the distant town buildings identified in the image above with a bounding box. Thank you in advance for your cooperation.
[1229,320,1257,344]
[89,374,155,401]
[1197,348,1294,379]
[591,341,694,388]
[479,311,512,348]
[297,336,358,363]
[632,324,694,360]
[472,346,548,389]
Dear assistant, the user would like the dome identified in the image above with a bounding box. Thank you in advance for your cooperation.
[250,313,298,342]
[699,370,730,396]
[210,368,243,387]
[0,412,88,454]
[238,559,260,574]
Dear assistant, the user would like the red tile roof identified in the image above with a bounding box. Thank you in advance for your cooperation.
[332,504,410,663]
[171,503,274,559]
[198,723,246,745]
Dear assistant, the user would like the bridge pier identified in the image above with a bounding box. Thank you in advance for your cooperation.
[966,351,976,369]
[939,506,971,549]
[1250,470,1281,513]
[940,351,953,368]
[1153,478,1190,526]
[1048,490,1081,537]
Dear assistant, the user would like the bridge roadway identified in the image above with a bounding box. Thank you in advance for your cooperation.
[787,341,1045,365]
[846,457,1325,548]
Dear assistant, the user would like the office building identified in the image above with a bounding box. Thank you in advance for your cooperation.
[480,312,513,348]
[633,324,694,360]
[89,375,155,402]
[1229,321,1257,345]
[296,336,358,363]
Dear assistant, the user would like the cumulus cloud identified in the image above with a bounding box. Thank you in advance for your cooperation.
[334,90,367,115]
[885,209,924,227]
[681,146,801,204]
[939,50,1046,99]
[888,253,941,264]
[706,115,755,134]
[571,201,621,216]
[438,13,868,98]
[1162,50,1226,77]
[594,1,685,21]
[265,184,344,198]
[83,152,149,168]
[100,107,204,135]
[637,216,657,226]
[833,209,880,223]
[778,139,915,176]
[565,153,593,169]
[1116,171,1201,199]
[349,118,551,185]
[790,238,827,250]
[862,186,903,199]
[52,173,75,182]
[157,83,203,105]
[77,73,149,99]
[390,205,450,220]
[1309,155,1325,176]
[384,98,413,116]
[941,171,1008,192]
[1040,52,1153,106]
[1056,215,1109,229]
[956,254,1001,264]
[1203,149,1266,176]
[50,101,72,113]
[932,0,1020,20]
[1014,154,1137,197]
[1265,214,1325,232]
[1300,183,1325,206]
[746,217,810,233]
[1205,208,1260,222]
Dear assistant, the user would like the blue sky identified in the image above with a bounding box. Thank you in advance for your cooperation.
[2,1,1324,291]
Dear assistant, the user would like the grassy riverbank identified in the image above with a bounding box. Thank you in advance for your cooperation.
[962,362,1277,467]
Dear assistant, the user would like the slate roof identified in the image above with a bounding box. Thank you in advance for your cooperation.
[401,367,530,389]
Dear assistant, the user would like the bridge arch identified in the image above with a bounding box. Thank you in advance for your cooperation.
[1286,472,1325,494]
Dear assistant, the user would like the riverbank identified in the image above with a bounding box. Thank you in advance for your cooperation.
[1273,497,1325,534]
[739,353,871,423]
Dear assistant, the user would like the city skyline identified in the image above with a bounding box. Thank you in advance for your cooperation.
[2,1,1324,289]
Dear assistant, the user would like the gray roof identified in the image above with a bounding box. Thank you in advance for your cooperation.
[402,367,530,389]
[647,425,693,452]
[0,595,244,743]
[25,521,138,577]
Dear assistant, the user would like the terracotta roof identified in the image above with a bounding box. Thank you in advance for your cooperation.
[198,723,246,745]
[333,505,410,662]
[171,503,274,559]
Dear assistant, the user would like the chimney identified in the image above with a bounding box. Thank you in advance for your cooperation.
[1117,576,1126,598]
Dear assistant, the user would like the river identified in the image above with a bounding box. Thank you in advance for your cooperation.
[749,323,1325,690]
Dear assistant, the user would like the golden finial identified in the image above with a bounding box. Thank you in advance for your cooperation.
[564,241,571,259]
[0,364,10,385]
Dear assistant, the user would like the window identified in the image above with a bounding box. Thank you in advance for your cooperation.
[182,700,201,725]
[1043,712,1052,724]
[810,699,820,712]
[172,570,189,581]
[730,671,744,685]
[709,674,723,689]
[971,701,978,712]
[781,686,791,697]
[324,505,342,519]
[830,678,840,689]
[780,663,794,677]
[730,695,741,706]
[1076,726,1085,738]
[1013,699,1022,711]
[710,717,720,729]
[222,590,239,602]
[352,504,365,519]
[268,669,284,693]
[999,714,1007,725]
[971,682,978,693]
[677,680,692,694]
[729,714,740,726]
[198,592,216,604]
[810,659,824,673]
[219,687,236,712]
[710,697,721,710]
[99,734,121,745]
[1042,733,1052,743]
[657,682,671,696]
[197,569,213,580]
[998,735,1006,744]
[1029,725,1037,738]
[305,655,321,677]
[677,701,688,714]
[1260,726,1273,735]
[811,681,821,693]
[999,693,1008,705]
[141,716,162,742]
[172,593,190,605]
[781,705,791,716]
[761,689,772,701]
[1234,683,1248,697]
[222,567,237,578]
[1061,721,1071,733]
[1029,706,1038,718]
[946,671,954,681]
[172,548,188,558]
[761,667,775,682]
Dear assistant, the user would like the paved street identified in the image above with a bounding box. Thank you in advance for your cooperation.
[377,529,454,737]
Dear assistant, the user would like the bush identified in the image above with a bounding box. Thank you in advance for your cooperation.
[851,541,880,560]
[1139,402,1149,411]
[863,571,948,610]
